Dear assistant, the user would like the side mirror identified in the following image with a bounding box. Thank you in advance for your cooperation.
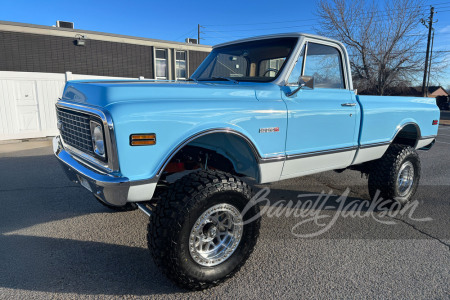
[286,76,314,97]
[299,76,314,89]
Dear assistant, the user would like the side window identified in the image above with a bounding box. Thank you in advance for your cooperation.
[304,43,345,89]
[287,45,305,85]
[155,49,168,80]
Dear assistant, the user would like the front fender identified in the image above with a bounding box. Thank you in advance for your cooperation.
[108,99,287,181]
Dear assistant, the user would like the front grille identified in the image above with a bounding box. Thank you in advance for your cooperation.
[56,108,95,155]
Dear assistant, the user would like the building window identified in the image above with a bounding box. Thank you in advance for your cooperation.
[175,51,187,80]
[155,49,168,80]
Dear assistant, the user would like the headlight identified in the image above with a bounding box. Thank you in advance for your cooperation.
[90,121,105,158]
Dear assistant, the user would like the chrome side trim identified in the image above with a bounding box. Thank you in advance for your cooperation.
[259,156,285,163]
[285,146,357,160]
[358,122,423,151]
[56,101,120,173]
[359,141,391,149]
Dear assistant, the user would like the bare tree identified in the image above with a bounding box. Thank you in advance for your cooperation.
[316,0,427,95]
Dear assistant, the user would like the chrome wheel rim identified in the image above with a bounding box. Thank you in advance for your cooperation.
[397,161,415,197]
[189,203,243,267]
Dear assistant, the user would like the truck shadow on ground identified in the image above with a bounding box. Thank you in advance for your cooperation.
[0,191,382,296]
[0,153,446,295]
[0,234,183,295]
[0,187,440,296]
[0,153,117,234]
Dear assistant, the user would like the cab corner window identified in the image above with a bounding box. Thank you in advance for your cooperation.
[304,43,345,89]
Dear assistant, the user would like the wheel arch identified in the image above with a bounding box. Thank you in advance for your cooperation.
[391,122,421,148]
[156,128,262,181]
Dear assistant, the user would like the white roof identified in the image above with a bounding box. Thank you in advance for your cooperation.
[213,32,344,49]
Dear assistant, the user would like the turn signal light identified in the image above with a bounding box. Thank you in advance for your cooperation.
[130,133,156,146]
[432,120,438,125]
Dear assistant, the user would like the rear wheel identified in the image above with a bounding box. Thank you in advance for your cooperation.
[368,144,421,205]
[148,170,260,290]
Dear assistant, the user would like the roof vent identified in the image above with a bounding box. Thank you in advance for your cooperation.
[185,38,198,44]
[56,21,74,29]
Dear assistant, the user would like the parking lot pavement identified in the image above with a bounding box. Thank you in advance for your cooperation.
[0,130,449,299]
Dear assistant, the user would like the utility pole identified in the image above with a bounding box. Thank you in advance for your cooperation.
[421,6,435,97]
[198,24,201,45]
[426,29,435,95]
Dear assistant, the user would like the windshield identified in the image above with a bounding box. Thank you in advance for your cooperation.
[191,37,298,82]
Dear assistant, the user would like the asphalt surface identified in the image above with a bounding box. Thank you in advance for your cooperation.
[0,126,449,299]
[441,110,450,121]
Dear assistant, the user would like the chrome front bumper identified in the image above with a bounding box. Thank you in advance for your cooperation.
[53,136,156,206]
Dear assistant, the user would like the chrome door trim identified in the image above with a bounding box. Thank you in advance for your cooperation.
[359,141,391,149]
[285,146,357,160]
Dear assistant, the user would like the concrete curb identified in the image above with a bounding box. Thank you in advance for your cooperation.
[0,136,54,145]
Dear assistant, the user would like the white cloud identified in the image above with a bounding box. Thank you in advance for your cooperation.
[439,25,450,34]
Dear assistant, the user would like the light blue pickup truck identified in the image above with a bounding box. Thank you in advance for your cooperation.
[53,33,439,290]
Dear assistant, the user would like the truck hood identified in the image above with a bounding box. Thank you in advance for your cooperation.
[61,80,274,107]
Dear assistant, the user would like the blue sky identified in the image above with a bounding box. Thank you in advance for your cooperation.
[1,0,449,87]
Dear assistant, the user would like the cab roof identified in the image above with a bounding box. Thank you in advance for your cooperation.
[213,32,344,49]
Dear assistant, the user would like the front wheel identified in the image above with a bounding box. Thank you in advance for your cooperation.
[148,170,260,290]
[368,144,421,205]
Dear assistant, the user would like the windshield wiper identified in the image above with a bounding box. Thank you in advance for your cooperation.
[210,77,239,84]
[187,77,198,83]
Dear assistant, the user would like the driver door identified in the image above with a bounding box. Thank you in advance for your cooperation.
[281,41,359,180]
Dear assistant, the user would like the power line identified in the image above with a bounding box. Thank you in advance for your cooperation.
[348,50,450,55]
[173,27,197,42]
[406,32,450,36]
[203,17,318,27]
[202,11,429,33]
[201,29,450,42]
[202,2,450,28]
[200,3,450,42]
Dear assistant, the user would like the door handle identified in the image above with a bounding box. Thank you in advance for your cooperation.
[341,103,356,107]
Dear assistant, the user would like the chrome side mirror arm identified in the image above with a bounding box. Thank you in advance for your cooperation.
[286,84,305,97]
[285,76,314,97]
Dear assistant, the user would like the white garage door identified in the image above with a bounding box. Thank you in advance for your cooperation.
[0,71,133,141]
